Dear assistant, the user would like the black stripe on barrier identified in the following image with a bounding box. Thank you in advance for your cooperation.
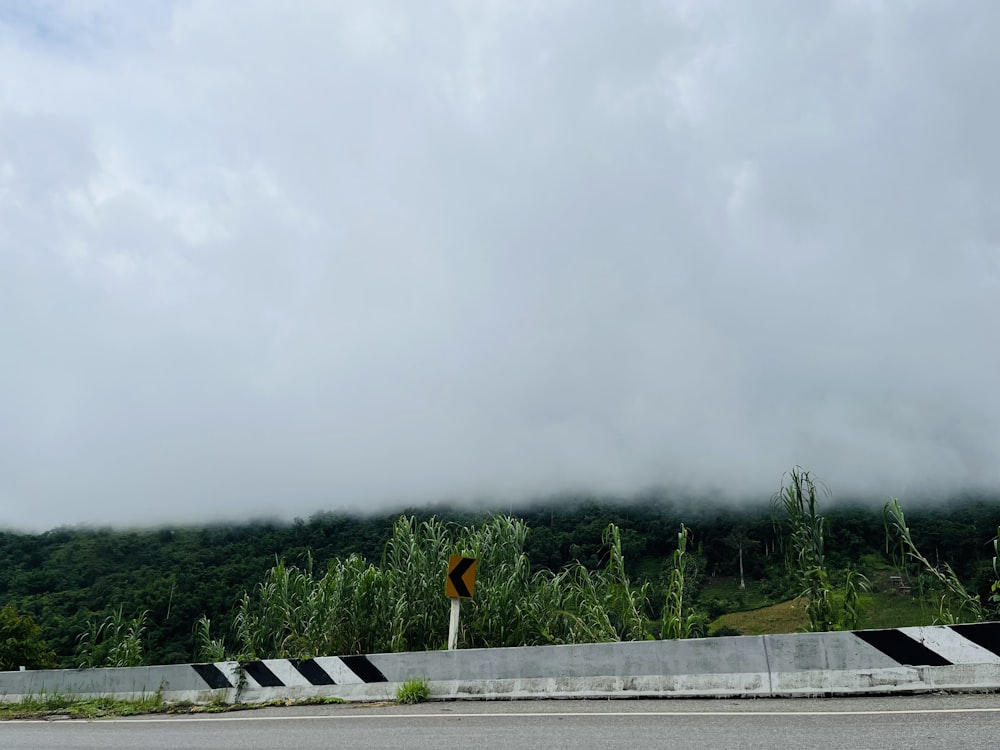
[950,623,1000,658]
[242,661,285,687]
[855,629,952,666]
[192,663,233,689]
[341,655,388,683]
[291,659,336,685]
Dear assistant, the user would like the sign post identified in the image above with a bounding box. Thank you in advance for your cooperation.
[445,555,477,651]
[448,598,461,651]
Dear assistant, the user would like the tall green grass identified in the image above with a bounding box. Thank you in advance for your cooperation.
[76,607,148,668]
[217,515,664,659]
[883,498,983,624]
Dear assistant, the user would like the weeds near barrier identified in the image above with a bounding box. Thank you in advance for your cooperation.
[295,695,346,706]
[0,692,349,720]
[0,691,165,720]
[396,679,430,704]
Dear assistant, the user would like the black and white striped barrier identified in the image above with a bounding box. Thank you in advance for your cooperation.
[2,623,998,703]
[192,656,387,691]
[0,657,394,705]
[764,623,1000,696]
[856,624,1000,666]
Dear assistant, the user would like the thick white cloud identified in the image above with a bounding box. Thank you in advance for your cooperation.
[1,1,998,529]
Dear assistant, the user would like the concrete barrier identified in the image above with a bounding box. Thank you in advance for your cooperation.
[1,622,998,704]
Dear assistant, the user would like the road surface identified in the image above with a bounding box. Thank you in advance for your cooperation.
[3,694,998,749]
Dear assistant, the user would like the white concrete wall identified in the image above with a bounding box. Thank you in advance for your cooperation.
[1,624,997,704]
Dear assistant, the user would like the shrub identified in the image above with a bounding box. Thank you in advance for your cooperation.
[396,678,430,704]
[709,626,742,638]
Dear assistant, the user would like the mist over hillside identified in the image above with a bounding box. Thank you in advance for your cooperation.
[2,2,998,531]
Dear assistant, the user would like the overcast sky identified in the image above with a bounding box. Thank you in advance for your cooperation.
[1,1,998,531]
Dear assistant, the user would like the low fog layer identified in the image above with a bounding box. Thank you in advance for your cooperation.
[1,2,998,530]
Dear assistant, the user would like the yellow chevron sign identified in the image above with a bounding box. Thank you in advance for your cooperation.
[445,555,477,599]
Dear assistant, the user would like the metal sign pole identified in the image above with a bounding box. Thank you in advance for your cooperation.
[447,597,460,650]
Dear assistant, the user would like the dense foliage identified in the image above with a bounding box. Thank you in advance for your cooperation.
[0,604,56,670]
[1,488,999,667]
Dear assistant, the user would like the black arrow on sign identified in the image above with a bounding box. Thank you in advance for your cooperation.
[448,557,475,598]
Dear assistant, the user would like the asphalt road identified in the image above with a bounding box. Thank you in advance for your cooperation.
[3,694,999,750]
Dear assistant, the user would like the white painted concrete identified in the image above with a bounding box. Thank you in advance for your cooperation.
[1,625,997,705]
[900,627,1000,665]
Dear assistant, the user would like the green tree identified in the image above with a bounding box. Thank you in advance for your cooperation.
[723,527,758,590]
[991,527,1000,613]
[0,604,56,670]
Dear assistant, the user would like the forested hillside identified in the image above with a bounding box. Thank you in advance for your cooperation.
[2,490,998,668]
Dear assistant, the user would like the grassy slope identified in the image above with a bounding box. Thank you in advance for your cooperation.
[712,599,809,635]
[703,573,942,635]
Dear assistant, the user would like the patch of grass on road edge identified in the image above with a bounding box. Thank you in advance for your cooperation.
[0,692,166,720]
[396,679,430,704]
[0,692,346,720]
